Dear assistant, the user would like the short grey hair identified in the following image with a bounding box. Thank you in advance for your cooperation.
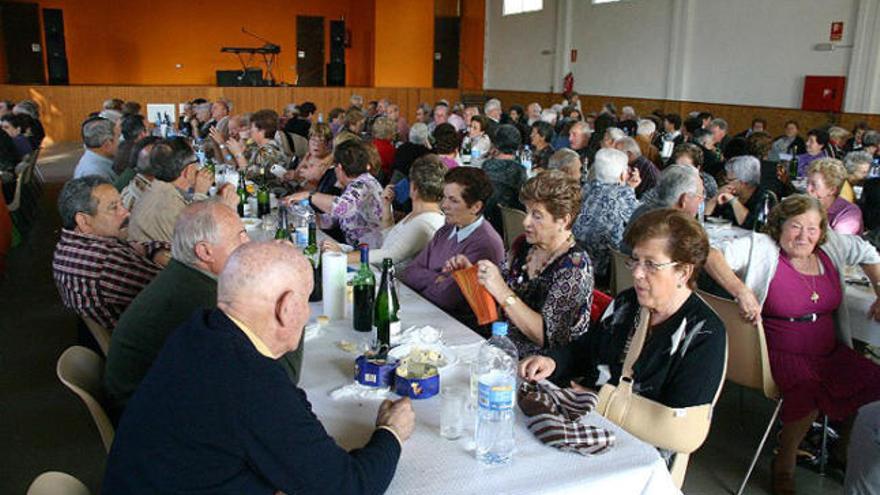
[99,109,122,123]
[13,100,39,118]
[863,130,880,147]
[540,108,558,125]
[82,118,116,148]
[605,127,626,142]
[409,122,430,146]
[694,130,715,147]
[709,118,728,131]
[614,136,641,157]
[172,201,223,267]
[195,102,211,114]
[655,165,701,207]
[636,119,656,136]
[350,94,364,107]
[725,155,761,186]
[484,98,501,114]
[593,148,629,184]
[58,176,111,230]
[548,148,581,172]
[844,150,874,174]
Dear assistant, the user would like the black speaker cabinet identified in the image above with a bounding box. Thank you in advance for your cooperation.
[329,20,345,64]
[326,62,345,87]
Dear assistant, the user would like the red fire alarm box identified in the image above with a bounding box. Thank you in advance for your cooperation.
[802,76,846,112]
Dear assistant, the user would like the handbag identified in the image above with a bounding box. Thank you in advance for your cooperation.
[595,307,719,454]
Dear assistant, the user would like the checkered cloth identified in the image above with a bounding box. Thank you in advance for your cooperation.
[518,380,615,456]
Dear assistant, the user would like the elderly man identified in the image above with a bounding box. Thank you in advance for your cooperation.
[104,241,415,494]
[526,102,542,126]
[73,117,120,181]
[709,118,730,154]
[119,137,160,211]
[127,140,214,242]
[105,202,251,415]
[53,177,169,330]
[387,103,409,143]
[350,93,364,109]
[428,103,449,133]
[484,98,502,136]
[573,148,639,288]
[568,121,591,165]
[547,148,583,182]
[615,136,660,198]
[112,115,149,188]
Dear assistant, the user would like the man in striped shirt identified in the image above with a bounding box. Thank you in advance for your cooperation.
[52,176,169,330]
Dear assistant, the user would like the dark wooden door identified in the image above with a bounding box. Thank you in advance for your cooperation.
[43,8,68,85]
[0,2,45,84]
[296,16,324,87]
[433,16,460,88]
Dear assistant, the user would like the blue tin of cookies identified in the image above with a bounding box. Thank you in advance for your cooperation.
[354,355,397,388]
[393,363,440,399]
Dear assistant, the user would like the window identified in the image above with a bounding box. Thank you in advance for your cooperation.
[503,0,543,16]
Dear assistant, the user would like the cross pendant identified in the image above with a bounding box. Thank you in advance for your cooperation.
[810,291,820,303]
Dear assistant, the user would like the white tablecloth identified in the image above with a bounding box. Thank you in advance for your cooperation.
[298,278,680,495]
[705,224,880,346]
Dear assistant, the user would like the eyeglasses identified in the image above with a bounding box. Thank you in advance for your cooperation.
[624,257,679,273]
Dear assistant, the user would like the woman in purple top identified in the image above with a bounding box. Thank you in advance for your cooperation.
[759,197,880,494]
[401,167,504,328]
[286,140,384,248]
[795,128,830,178]
[806,158,863,235]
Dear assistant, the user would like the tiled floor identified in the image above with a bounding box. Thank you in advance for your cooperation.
[0,143,844,494]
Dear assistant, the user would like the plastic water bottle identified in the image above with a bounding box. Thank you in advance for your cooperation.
[288,199,314,248]
[474,321,518,465]
[521,146,533,177]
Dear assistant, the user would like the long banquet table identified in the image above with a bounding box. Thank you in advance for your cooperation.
[705,223,880,346]
[296,271,680,495]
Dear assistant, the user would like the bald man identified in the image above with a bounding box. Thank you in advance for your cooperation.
[104,241,415,494]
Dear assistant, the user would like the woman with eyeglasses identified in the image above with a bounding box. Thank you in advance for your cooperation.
[520,208,726,413]
[705,155,775,230]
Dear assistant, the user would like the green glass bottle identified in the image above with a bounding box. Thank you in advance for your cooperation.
[373,258,400,355]
[236,173,248,217]
[351,244,375,332]
[304,221,322,302]
[275,207,290,240]
[257,166,270,218]
[789,154,799,180]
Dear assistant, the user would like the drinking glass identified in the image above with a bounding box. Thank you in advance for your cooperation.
[440,386,465,440]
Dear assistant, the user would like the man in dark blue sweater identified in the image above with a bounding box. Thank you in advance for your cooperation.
[103,241,415,494]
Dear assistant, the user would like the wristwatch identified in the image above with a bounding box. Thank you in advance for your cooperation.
[502,293,518,308]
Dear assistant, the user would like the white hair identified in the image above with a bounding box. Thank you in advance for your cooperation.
[540,109,558,125]
[636,119,656,136]
[172,202,223,268]
[593,148,629,184]
[725,155,761,186]
[614,136,641,157]
[655,165,701,207]
[605,127,626,142]
[409,122,430,146]
[484,98,501,114]
[98,109,122,123]
[622,106,636,117]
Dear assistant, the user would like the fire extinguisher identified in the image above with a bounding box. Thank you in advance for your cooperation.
[563,72,574,95]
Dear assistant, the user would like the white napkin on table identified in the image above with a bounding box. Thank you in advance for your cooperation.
[330,382,396,401]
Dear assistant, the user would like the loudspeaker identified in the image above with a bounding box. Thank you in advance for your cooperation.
[326,62,345,87]
[42,8,68,85]
[216,69,264,87]
[329,20,345,64]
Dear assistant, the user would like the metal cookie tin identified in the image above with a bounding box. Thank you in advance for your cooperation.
[354,355,398,388]
[393,362,440,399]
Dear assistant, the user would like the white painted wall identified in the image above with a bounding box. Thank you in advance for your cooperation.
[484,0,558,92]
[484,0,879,111]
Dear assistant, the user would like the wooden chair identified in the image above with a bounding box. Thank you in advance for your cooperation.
[27,471,90,495]
[498,205,525,251]
[610,248,633,295]
[291,132,308,159]
[697,290,781,495]
[56,346,115,453]
[81,317,111,356]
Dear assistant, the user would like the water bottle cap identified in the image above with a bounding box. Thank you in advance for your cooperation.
[299,199,310,206]
[491,321,509,336]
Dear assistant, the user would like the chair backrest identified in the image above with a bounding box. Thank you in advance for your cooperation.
[274,130,293,157]
[610,248,633,295]
[27,471,90,495]
[498,205,525,250]
[81,317,110,356]
[697,290,779,400]
[56,346,115,452]
[291,133,309,159]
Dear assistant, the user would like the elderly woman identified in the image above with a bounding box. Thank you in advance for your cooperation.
[371,116,397,180]
[322,155,446,269]
[224,109,288,177]
[530,120,555,171]
[770,120,807,161]
[401,167,504,327]
[432,123,462,170]
[464,115,492,167]
[573,148,639,289]
[286,123,338,197]
[840,151,873,203]
[285,140,383,248]
[547,148,582,182]
[482,124,527,235]
[671,143,718,202]
[391,123,431,181]
[0,113,33,161]
[448,170,594,355]
[720,195,880,494]
[806,158,863,235]
[521,208,726,411]
[705,155,774,230]
[796,128,830,178]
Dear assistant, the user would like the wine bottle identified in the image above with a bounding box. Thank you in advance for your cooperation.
[304,221,322,302]
[753,194,771,232]
[351,244,375,332]
[257,167,270,218]
[275,206,290,240]
[373,258,400,356]
[236,173,248,217]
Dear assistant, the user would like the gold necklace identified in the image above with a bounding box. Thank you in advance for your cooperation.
[791,254,821,303]
[522,234,575,281]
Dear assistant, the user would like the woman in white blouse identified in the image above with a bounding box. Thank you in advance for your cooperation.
[322,155,446,268]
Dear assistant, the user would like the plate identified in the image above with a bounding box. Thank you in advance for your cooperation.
[242,218,263,231]
[388,343,458,372]
[704,217,732,228]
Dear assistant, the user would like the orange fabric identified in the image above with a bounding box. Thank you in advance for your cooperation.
[453,265,499,326]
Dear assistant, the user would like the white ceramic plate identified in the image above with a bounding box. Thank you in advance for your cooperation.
[388,343,458,372]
